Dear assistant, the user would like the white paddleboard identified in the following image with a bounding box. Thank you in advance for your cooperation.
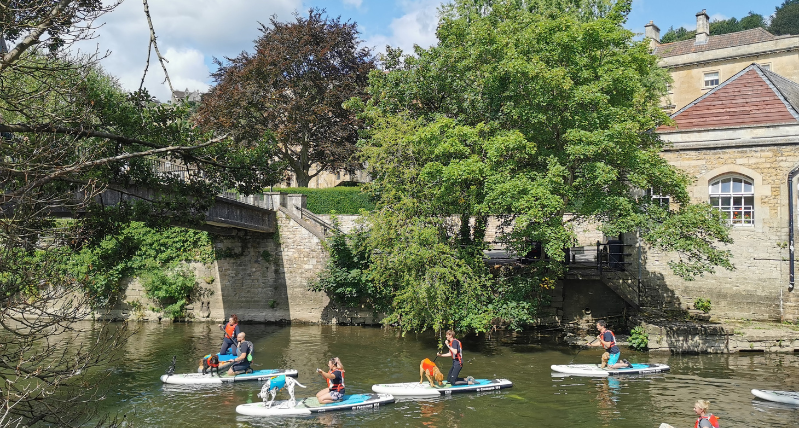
[550,363,670,377]
[751,389,799,405]
[236,393,395,416]
[371,379,513,397]
[161,369,298,385]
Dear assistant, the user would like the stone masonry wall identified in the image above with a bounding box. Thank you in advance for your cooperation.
[642,145,799,321]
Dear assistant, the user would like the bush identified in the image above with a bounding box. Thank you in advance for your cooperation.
[629,325,649,351]
[694,298,712,313]
[141,266,198,319]
[273,187,374,214]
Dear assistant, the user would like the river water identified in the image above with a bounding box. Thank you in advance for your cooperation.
[93,323,798,427]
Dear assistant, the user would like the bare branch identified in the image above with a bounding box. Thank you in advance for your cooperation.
[142,0,174,93]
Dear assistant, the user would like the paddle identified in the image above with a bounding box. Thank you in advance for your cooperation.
[569,337,598,364]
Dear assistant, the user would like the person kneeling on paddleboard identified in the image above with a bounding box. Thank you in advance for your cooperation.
[316,357,345,404]
[694,399,720,428]
[437,330,474,385]
[589,320,630,369]
[225,332,253,376]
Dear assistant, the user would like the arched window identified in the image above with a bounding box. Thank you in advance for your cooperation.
[709,175,754,225]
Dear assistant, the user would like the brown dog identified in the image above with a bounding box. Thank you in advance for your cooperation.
[199,354,220,375]
[419,358,445,387]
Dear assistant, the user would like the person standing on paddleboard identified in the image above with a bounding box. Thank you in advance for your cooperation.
[316,357,345,404]
[589,320,630,369]
[218,314,240,355]
[437,330,473,385]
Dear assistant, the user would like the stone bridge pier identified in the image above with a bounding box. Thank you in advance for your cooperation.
[112,193,376,325]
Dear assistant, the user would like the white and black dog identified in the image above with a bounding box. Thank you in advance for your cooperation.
[258,375,306,408]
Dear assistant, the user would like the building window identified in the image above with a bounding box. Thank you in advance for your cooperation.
[760,63,771,71]
[703,71,719,88]
[709,175,754,225]
[647,188,670,208]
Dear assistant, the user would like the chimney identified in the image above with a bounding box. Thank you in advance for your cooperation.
[644,21,660,46]
[695,9,709,45]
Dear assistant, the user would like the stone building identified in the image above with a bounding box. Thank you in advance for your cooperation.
[642,63,799,322]
[645,10,799,112]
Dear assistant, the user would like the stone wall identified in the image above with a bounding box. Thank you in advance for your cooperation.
[640,144,799,321]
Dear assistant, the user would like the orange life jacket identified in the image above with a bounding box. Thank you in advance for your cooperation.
[224,322,237,340]
[602,330,617,351]
[204,354,219,368]
[327,369,345,392]
[421,358,438,375]
[695,414,720,428]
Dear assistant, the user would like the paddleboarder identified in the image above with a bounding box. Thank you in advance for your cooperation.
[589,320,629,369]
[225,332,253,376]
[218,314,240,355]
[437,330,473,385]
[316,357,345,404]
[694,399,720,427]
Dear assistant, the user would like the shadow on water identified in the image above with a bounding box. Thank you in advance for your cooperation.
[78,323,799,427]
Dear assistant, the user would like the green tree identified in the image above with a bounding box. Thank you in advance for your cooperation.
[770,1,799,35]
[316,0,733,334]
[198,9,376,187]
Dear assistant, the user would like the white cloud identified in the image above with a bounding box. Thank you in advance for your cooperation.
[709,13,729,23]
[342,0,363,8]
[364,0,442,57]
[74,0,303,101]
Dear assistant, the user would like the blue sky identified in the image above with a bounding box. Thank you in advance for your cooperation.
[84,0,788,101]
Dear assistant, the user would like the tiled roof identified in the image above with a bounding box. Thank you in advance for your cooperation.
[653,28,777,58]
[658,64,799,131]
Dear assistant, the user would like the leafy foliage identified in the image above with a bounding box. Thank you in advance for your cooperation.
[314,0,732,334]
[629,325,649,351]
[64,221,215,310]
[274,187,375,214]
[694,298,712,313]
[198,9,376,187]
[770,1,799,35]
[141,266,199,319]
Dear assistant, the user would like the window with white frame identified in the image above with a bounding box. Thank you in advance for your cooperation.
[709,175,754,225]
[646,188,670,208]
[703,71,720,88]
[760,63,771,71]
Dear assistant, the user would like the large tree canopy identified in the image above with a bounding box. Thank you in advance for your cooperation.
[197,9,376,187]
[315,0,733,334]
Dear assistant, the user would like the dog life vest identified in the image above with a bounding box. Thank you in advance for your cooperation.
[421,358,438,375]
[602,330,617,351]
[327,369,345,392]
[450,339,463,363]
[203,354,219,368]
[695,414,720,428]
[224,322,237,340]
[269,375,286,391]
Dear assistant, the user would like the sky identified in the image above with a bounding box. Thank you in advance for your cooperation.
[70,0,788,102]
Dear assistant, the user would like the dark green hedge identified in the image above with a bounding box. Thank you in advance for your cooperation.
[274,187,375,214]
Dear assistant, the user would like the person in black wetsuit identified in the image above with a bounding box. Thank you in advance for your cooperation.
[437,330,472,385]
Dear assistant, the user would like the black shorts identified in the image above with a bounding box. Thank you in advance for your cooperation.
[231,361,250,372]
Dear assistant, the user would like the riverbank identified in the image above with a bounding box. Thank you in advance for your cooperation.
[566,316,799,354]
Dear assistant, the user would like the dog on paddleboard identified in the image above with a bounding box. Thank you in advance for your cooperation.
[419,358,445,387]
[198,354,221,375]
[258,375,306,408]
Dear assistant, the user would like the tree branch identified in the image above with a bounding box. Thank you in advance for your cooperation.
[0,0,74,72]
[142,0,174,93]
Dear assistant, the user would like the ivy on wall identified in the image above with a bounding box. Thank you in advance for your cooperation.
[65,222,216,318]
